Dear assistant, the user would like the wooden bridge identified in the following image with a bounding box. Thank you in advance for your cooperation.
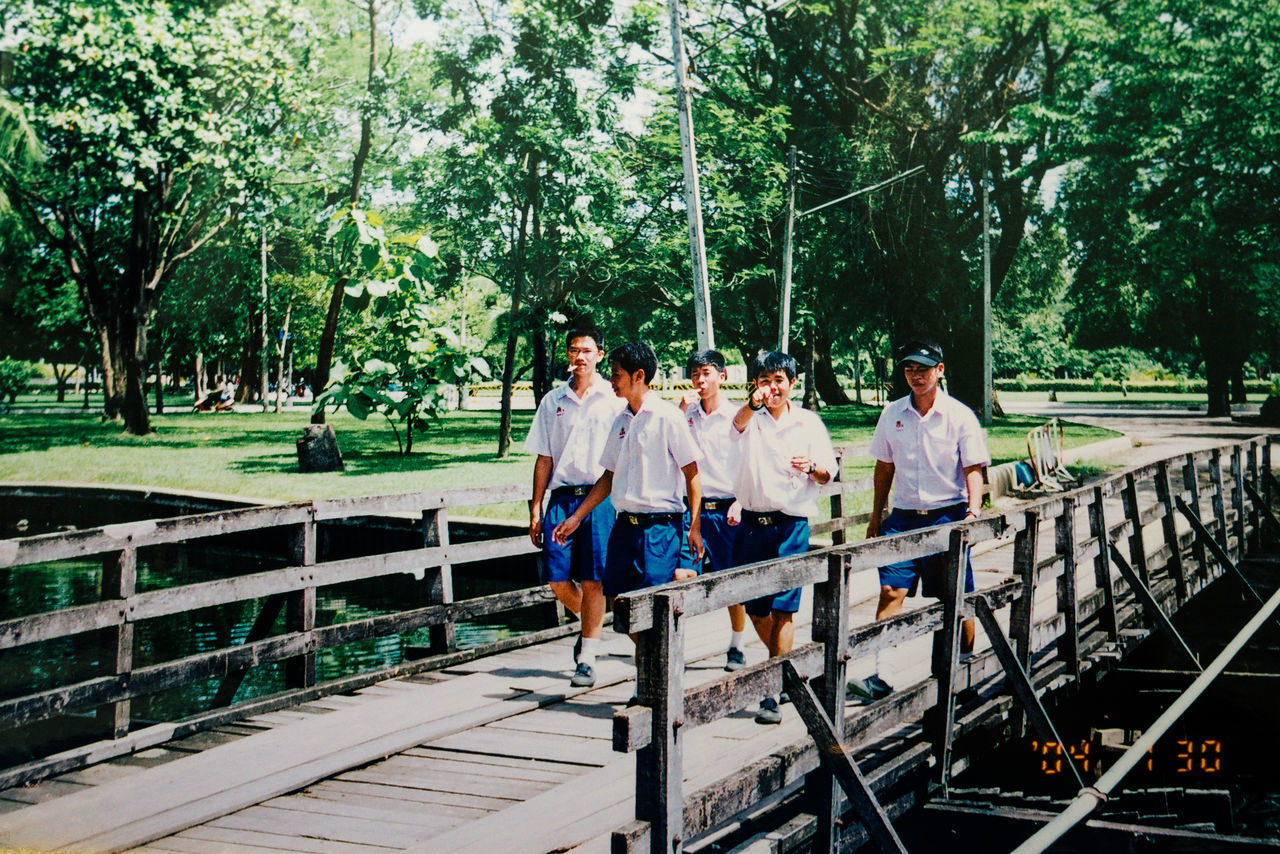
[0,436,1277,853]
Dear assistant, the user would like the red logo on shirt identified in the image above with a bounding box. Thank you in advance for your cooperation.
[895,420,904,431]
[619,427,627,439]
[687,418,694,428]
[555,406,565,417]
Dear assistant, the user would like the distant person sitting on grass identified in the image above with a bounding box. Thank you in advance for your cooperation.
[552,341,703,688]
[731,351,836,724]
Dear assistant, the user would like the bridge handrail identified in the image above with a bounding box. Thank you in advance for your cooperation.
[611,435,1273,854]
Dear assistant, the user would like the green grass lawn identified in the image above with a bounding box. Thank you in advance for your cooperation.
[999,390,1267,405]
[0,403,1121,521]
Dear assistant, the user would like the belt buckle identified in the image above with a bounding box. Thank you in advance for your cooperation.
[757,514,773,526]
[573,485,589,496]
[624,513,641,526]
[913,508,930,516]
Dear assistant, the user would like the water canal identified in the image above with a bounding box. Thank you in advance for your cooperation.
[0,488,549,769]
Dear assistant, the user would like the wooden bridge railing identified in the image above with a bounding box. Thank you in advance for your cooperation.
[610,436,1272,854]
[0,484,554,788]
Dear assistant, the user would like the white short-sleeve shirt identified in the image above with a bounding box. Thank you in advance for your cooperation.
[523,375,624,490]
[731,404,837,518]
[685,398,737,500]
[868,390,990,510]
[600,392,702,513]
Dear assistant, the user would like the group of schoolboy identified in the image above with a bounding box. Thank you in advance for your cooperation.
[527,328,987,723]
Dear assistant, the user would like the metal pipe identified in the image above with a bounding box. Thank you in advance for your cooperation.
[1011,580,1280,854]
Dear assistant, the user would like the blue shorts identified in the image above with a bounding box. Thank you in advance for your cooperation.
[541,489,613,585]
[677,501,739,574]
[734,512,808,617]
[604,513,684,598]
[877,504,976,596]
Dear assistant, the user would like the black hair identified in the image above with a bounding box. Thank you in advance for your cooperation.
[687,349,726,376]
[565,326,603,351]
[609,341,658,386]
[751,350,797,381]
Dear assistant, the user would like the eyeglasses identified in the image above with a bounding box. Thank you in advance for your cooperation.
[567,347,598,357]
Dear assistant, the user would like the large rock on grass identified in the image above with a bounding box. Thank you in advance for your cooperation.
[297,424,344,472]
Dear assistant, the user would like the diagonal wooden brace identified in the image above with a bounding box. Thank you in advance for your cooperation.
[1108,543,1201,671]
[781,661,907,854]
[972,596,1085,791]
[1243,479,1280,541]
[1176,496,1267,606]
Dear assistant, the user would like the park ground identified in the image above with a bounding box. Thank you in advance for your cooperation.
[0,389,1147,522]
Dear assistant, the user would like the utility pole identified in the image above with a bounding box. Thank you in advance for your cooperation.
[778,146,797,351]
[668,0,715,350]
[981,149,993,426]
[259,225,270,413]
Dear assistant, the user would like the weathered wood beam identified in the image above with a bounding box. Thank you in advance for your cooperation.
[1108,543,1201,670]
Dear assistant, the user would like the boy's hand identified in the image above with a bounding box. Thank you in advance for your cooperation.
[680,389,700,410]
[750,385,769,408]
[688,524,704,563]
[726,499,742,526]
[552,515,581,546]
[529,506,543,547]
[789,455,813,476]
[866,509,882,539]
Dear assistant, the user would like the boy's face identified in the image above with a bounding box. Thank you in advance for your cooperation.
[903,361,944,397]
[755,369,793,409]
[609,361,645,398]
[566,336,603,378]
[691,364,726,398]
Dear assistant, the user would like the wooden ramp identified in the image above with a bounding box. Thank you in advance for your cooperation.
[0,444,1260,854]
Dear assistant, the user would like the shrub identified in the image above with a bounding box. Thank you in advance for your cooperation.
[0,359,34,404]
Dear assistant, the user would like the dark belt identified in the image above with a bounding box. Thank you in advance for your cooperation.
[742,510,804,527]
[617,512,682,527]
[551,484,592,499]
[894,502,967,518]
[688,498,734,512]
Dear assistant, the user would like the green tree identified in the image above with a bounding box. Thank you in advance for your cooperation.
[2,0,311,433]
[1061,0,1280,415]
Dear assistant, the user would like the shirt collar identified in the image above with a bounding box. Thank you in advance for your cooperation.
[560,373,611,402]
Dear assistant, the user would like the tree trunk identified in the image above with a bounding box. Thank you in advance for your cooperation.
[498,153,541,457]
[194,351,205,401]
[812,325,851,406]
[99,326,123,420]
[121,311,151,434]
[532,319,551,405]
[1231,363,1247,405]
[275,300,291,414]
[154,358,165,415]
[53,364,69,403]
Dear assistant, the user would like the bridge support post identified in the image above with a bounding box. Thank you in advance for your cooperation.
[1210,450,1228,557]
[806,553,851,854]
[1087,487,1117,642]
[1248,441,1261,552]
[98,546,136,739]
[422,508,456,655]
[1183,453,1210,585]
[635,591,685,854]
[1231,446,1246,562]
[1120,473,1149,588]
[1054,496,1081,680]
[927,528,968,790]
[285,513,317,689]
[1008,509,1039,738]
[1108,543,1200,670]
[1156,460,1188,602]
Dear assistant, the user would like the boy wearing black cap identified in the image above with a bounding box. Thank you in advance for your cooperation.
[848,338,989,702]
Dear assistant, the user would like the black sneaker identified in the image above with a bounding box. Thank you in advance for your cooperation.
[625,694,643,707]
[755,696,782,724]
[725,647,747,671]
[570,661,596,687]
[573,634,582,664]
[846,674,893,704]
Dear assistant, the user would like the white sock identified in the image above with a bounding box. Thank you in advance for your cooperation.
[579,636,600,665]
[729,630,744,650]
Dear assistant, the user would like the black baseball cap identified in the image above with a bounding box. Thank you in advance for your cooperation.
[897,340,943,367]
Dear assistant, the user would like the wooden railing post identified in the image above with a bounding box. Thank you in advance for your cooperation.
[830,450,846,547]
[422,508,457,654]
[1087,487,1117,642]
[97,546,136,739]
[1231,446,1246,562]
[808,553,851,853]
[928,528,968,789]
[1120,473,1149,588]
[635,591,685,854]
[1008,509,1039,738]
[1055,496,1081,680]
[1248,440,1261,552]
[285,514,317,689]
[1183,453,1209,581]
[1209,449,1228,555]
[1156,460,1188,602]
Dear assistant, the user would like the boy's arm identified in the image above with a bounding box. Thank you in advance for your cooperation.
[552,471,614,545]
[964,464,985,517]
[732,385,768,432]
[866,459,895,538]
[682,461,704,561]
[529,454,554,546]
